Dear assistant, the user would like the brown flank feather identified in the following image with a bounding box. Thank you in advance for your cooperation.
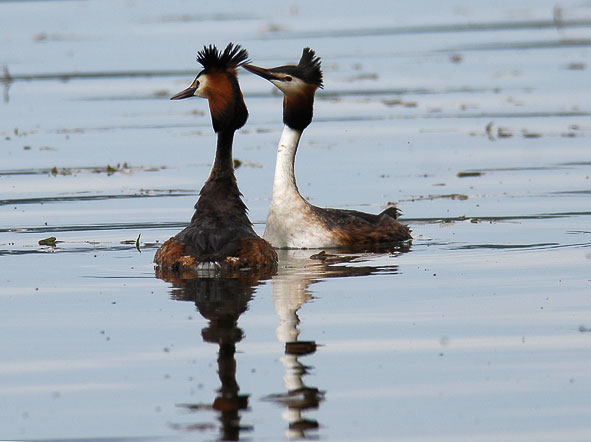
[154,238,194,271]
[232,237,278,269]
[154,236,277,276]
[330,219,411,246]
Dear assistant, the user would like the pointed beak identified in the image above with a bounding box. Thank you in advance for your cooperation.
[243,64,280,82]
[170,85,197,100]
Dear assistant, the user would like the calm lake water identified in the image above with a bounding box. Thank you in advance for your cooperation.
[1,0,591,441]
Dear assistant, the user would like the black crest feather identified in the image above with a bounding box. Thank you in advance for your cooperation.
[298,47,323,88]
[196,43,250,71]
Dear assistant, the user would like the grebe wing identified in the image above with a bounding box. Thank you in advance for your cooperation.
[310,205,411,245]
[310,205,401,226]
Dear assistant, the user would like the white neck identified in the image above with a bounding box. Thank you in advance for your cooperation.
[271,125,304,202]
[264,126,334,247]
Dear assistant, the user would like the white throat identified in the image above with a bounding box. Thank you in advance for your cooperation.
[263,125,334,248]
[272,125,304,202]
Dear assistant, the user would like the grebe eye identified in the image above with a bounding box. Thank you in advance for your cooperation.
[284,76,292,82]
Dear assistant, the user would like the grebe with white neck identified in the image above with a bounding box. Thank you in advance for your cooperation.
[243,48,412,249]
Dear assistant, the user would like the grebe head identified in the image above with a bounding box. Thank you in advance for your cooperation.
[243,47,323,95]
[243,48,322,131]
[171,43,250,132]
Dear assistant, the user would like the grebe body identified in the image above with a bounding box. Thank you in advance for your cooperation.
[244,49,411,249]
[154,44,277,274]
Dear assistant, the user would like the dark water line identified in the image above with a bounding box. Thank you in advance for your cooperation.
[258,19,591,40]
[314,110,591,124]
[551,190,591,195]
[3,212,590,235]
[0,192,195,206]
[2,108,585,135]
[559,162,591,166]
[92,84,556,103]
[1,222,186,234]
[0,166,168,176]
[453,241,590,251]
[471,166,570,172]
[318,86,491,98]
[454,242,558,250]
[452,38,591,51]
[2,69,196,83]
[3,239,587,257]
[404,211,591,223]
[94,86,495,101]
[0,245,151,257]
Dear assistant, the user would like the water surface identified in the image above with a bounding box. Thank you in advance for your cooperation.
[1,0,591,441]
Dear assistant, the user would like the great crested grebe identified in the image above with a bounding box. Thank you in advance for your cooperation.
[243,48,412,249]
[154,43,277,274]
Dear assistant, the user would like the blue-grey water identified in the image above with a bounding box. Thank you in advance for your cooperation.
[1,0,591,441]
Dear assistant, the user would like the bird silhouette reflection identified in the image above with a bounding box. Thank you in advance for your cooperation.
[163,272,269,441]
[266,245,408,438]
[156,243,408,440]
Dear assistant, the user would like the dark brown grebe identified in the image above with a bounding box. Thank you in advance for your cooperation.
[154,43,277,275]
[243,48,412,249]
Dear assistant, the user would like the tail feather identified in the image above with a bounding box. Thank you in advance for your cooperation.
[379,205,401,220]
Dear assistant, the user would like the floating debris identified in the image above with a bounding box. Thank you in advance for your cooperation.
[38,236,57,247]
[50,166,72,176]
[382,98,417,107]
[310,250,329,260]
[347,73,379,81]
[485,121,495,141]
[260,22,288,33]
[410,194,469,201]
[119,234,141,252]
[522,131,542,139]
[383,99,403,106]
[102,163,133,174]
[46,162,161,176]
[444,194,468,200]
[457,171,483,178]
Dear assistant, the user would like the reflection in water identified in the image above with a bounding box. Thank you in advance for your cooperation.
[268,246,408,438]
[160,271,271,441]
[155,243,408,440]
